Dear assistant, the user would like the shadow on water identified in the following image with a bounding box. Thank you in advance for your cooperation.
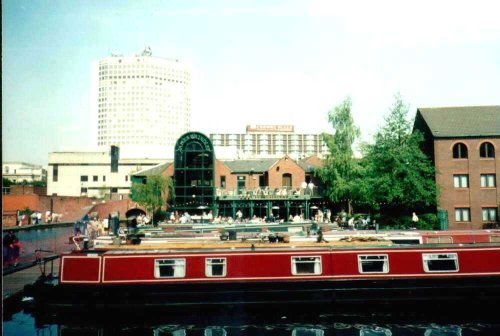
[4,299,500,336]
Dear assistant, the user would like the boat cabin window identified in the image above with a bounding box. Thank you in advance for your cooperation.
[291,256,322,275]
[205,258,227,277]
[426,236,453,244]
[390,239,421,245]
[154,259,186,278]
[491,235,500,243]
[422,253,459,272]
[358,255,389,273]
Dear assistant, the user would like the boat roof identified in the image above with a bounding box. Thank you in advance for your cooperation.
[95,238,392,252]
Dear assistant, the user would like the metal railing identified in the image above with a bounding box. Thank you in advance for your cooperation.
[216,187,321,199]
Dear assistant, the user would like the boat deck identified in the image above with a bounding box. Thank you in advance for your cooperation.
[94,237,393,252]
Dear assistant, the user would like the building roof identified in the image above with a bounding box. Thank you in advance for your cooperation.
[223,159,279,173]
[298,156,323,173]
[133,162,172,176]
[416,106,500,138]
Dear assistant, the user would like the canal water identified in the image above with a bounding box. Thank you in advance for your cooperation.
[3,225,74,266]
[4,226,500,335]
[4,302,500,335]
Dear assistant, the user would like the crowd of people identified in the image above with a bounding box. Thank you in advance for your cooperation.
[216,185,316,199]
[15,210,62,226]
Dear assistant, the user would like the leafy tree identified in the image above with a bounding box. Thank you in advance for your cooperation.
[3,177,13,187]
[32,180,47,187]
[130,174,174,225]
[317,97,363,214]
[361,93,437,224]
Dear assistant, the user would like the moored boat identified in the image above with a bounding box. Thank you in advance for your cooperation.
[25,229,500,313]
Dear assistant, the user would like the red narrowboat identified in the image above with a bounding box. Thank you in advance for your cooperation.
[26,231,500,312]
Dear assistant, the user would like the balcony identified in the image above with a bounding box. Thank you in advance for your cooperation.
[215,186,320,200]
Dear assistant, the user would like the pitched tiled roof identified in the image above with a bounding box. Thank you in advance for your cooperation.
[417,106,500,137]
[223,159,279,173]
[298,156,323,173]
[132,162,171,176]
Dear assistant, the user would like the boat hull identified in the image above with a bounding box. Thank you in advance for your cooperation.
[27,275,500,312]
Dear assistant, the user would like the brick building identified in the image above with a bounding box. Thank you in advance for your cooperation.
[414,106,500,230]
[132,132,325,220]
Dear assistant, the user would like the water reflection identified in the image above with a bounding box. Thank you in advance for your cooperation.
[4,314,499,336]
[424,326,462,336]
[291,327,324,336]
[3,302,500,336]
[359,326,392,336]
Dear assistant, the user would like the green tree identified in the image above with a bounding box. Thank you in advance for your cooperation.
[361,93,437,225]
[3,177,13,187]
[130,174,174,225]
[317,97,363,214]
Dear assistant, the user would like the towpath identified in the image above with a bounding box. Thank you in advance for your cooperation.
[3,257,60,304]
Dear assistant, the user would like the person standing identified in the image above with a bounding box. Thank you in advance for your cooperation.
[31,212,37,225]
[411,212,419,229]
[45,210,52,223]
[37,211,42,224]
[11,236,22,266]
[16,211,22,226]
[3,231,15,267]
[72,228,83,251]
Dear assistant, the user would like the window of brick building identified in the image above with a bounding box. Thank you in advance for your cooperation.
[482,208,498,221]
[220,175,226,188]
[480,174,496,188]
[453,174,469,188]
[480,142,495,158]
[452,143,468,159]
[282,173,292,187]
[455,208,470,222]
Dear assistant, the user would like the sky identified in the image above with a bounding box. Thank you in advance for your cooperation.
[3,0,500,166]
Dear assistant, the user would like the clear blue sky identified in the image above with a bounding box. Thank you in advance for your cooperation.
[3,0,500,165]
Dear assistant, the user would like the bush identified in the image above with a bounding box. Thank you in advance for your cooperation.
[377,213,439,230]
[153,210,168,224]
[417,213,440,230]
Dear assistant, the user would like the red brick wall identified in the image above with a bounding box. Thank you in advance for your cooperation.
[268,156,306,189]
[434,137,500,229]
[215,160,236,189]
[2,195,94,227]
[8,185,47,196]
[91,199,145,220]
[163,163,174,177]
